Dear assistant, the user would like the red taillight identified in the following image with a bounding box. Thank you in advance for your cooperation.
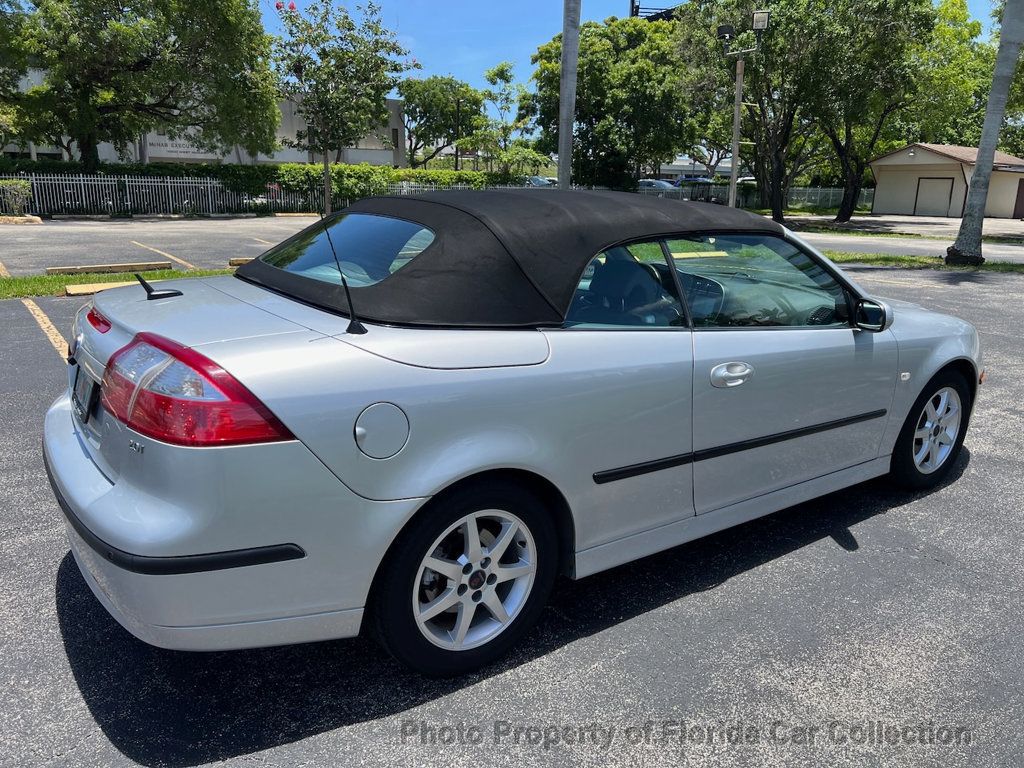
[100,333,294,447]
[87,307,111,333]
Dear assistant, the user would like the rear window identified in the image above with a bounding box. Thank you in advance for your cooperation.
[260,213,435,288]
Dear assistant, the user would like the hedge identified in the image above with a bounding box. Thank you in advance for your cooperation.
[0,178,33,216]
[0,158,511,200]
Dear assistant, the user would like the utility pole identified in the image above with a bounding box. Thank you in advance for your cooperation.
[454,98,461,172]
[719,11,769,208]
[558,0,582,189]
[728,57,744,208]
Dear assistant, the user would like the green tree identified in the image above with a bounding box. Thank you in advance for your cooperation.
[530,16,693,188]
[397,75,484,168]
[274,0,411,214]
[0,0,26,104]
[458,61,546,176]
[677,1,826,221]
[804,0,935,221]
[10,0,279,172]
[895,0,994,148]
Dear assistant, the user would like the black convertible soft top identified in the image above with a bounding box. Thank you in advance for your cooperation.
[236,189,784,328]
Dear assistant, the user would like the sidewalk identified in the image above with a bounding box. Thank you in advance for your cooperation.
[787,213,1024,240]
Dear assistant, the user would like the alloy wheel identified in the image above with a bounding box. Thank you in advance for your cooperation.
[413,510,537,651]
[912,386,962,474]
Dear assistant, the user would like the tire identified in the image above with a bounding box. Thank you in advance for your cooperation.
[889,369,972,490]
[371,481,558,677]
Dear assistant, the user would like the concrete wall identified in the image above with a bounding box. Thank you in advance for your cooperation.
[871,163,967,217]
[962,166,1024,218]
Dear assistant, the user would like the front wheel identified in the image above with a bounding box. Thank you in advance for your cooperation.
[371,482,557,677]
[890,370,972,490]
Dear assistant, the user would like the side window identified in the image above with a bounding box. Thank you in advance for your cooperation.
[565,241,686,328]
[665,235,849,328]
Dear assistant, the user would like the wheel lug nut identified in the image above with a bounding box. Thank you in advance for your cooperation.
[462,563,473,575]
[480,557,491,568]
[457,584,467,596]
[487,573,497,585]
[472,590,482,602]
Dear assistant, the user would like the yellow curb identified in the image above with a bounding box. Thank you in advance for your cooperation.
[46,261,171,275]
[228,257,253,267]
[131,241,196,270]
[0,260,10,278]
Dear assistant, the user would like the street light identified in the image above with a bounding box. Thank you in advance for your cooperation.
[720,10,769,208]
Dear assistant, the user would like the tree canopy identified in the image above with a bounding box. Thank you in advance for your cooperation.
[273,0,410,162]
[803,0,935,220]
[530,16,694,188]
[7,0,279,171]
[397,75,484,168]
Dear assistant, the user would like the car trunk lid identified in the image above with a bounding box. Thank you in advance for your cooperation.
[69,277,309,480]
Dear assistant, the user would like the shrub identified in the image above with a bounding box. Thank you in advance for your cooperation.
[0,178,32,216]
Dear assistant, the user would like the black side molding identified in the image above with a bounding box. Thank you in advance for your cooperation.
[44,451,305,575]
[593,453,693,485]
[593,409,888,485]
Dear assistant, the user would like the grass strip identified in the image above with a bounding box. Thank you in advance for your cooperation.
[0,269,233,300]
[822,251,1024,272]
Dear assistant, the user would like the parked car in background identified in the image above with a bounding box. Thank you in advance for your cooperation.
[523,175,553,187]
[673,176,716,187]
[44,190,981,676]
[638,179,675,190]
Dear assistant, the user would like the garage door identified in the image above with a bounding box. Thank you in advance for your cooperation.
[914,178,953,216]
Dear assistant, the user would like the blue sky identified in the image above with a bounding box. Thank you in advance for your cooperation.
[260,0,998,92]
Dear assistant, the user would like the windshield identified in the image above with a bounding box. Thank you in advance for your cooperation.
[259,213,435,288]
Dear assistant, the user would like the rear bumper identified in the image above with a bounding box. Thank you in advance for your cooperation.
[43,392,425,651]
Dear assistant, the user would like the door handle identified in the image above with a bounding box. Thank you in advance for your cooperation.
[710,361,754,388]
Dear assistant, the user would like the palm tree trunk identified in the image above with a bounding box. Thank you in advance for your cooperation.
[947,0,1024,265]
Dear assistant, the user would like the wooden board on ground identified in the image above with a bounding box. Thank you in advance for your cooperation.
[46,261,172,275]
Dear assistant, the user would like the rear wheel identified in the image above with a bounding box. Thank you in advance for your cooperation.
[372,482,557,677]
[890,370,971,490]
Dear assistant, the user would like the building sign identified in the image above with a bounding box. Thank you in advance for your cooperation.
[145,136,223,161]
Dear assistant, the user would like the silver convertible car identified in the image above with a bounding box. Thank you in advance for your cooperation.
[43,190,982,676]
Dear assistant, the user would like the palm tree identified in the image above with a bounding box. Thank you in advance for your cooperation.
[947,0,1024,265]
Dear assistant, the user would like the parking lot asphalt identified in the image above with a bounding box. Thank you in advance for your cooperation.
[4,217,1024,279]
[0,217,317,276]
[1,267,1023,767]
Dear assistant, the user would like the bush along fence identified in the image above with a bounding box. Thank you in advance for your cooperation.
[0,163,504,217]
[0,178,33,216]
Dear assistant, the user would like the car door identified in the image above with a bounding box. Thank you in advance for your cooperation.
[664,233,899,515]
[550,240,696,549]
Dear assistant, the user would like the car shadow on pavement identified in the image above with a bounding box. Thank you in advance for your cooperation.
[55,450,969,767]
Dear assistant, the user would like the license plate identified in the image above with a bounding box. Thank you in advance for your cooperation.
[72,367,97,424]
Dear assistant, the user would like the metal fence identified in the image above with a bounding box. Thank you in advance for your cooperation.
[638,184,874,210]
[0,172,874,217]
[0,173,320,216]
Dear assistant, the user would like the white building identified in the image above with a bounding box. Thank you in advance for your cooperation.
[870,143,1024,218]
[2,70,406,167]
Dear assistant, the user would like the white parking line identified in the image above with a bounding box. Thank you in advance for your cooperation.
[21,299,67,360]
[252,237,274,245]
[131,241,196,270]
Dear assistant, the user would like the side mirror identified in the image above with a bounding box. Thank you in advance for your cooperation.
[855,298,892,332]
